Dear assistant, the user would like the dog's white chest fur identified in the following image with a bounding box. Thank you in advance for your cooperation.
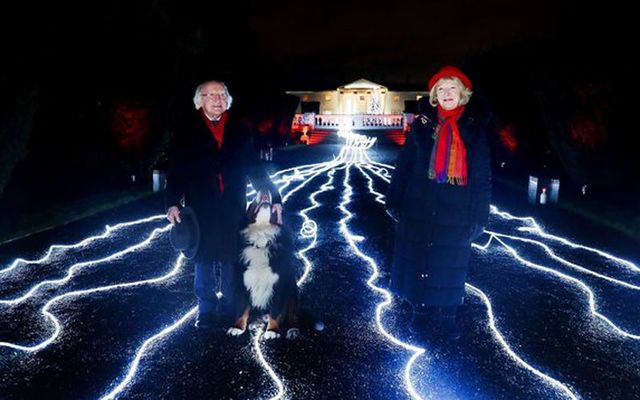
[241,223,280,310]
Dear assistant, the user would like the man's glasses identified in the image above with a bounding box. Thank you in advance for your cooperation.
[201,92,227,99]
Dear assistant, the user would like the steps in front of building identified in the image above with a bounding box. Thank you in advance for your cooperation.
[303,129,406,146]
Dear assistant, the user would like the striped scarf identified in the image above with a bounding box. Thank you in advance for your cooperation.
[428,105,467,185]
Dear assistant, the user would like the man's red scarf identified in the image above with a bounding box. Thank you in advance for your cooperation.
[200,109,228,148]
[200,109,228,193]
[428,105,468,186]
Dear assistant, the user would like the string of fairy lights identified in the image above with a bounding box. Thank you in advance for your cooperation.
[1,129,637,399]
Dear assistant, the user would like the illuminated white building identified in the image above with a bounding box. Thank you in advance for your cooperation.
[287,79,427,136]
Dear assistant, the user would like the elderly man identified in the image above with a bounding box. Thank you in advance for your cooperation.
[165,80,283,330]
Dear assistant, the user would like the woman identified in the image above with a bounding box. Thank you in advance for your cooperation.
[385,66,492,340]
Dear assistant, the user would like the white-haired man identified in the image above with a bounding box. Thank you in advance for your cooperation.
[165,80,283,330]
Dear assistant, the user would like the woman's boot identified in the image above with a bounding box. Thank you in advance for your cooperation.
[410,304,441,338]
[439,306,461,341]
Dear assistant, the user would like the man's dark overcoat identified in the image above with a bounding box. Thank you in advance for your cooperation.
[165,110,281,263]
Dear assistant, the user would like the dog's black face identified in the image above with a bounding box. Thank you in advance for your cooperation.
[248,192,274,225]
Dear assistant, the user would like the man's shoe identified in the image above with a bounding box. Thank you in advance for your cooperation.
[194,313,217,330]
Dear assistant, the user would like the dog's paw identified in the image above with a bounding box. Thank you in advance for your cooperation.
[286,328,300,340]
[264,330,281,340]
[226,327,246,336]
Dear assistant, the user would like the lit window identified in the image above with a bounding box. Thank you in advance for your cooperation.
[303,95,310,101]
[325,95,332,101]
[393,95,400,102]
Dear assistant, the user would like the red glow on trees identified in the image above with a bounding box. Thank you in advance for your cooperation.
[386,130,406,145]
[306,130,331,145]
[569,84,610,149]
[498,124,518,152]
[277,119,289,137]
[111,101,151,150]
[569,114,607,149]
[256,118,274,136]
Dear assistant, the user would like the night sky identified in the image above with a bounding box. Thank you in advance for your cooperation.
[1,0,638,214]
[4,0,633,92]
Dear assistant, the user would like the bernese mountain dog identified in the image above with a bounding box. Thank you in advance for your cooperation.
[227,191,300,339]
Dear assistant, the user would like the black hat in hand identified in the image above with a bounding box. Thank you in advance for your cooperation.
[169,206,200,259]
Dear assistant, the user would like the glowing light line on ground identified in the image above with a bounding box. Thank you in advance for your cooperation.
[356,163,386,205]
[1,159,352,400]
[253,326,286,400]
[471,234,497,251]
[362,163,391,183]
[489,205,543,233]
[337,128,376,150]
[487,230,640,290]
[251,159,363,400]
[466,283,581,400]
[267,139,637,399]
[281,161,341,204]
[295,168,336,287]
[366,160,639,337]
[0,225,172,306]
[338,163,427,400]
[489,234,640,340]
[99,304,198,400]
[277,162,339,198]
[270,161,333,179]
[0,215,166,276]
[253,160,361,399]
[521,226,640,273]
[357,159,579,398]
[11,135,624,400]
[487,206,640,274]
[279,133,376,204]
[116,147,376,400]
[367,163,639,316]
[103,162,348,400]
[361,152,396,171]
[299,221,317,238]
[0,255,187,352]
[246,161,335,199]
[252,134,389,400]
[250,161,347,400]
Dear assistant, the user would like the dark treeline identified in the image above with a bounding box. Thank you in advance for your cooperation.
[1,0,637,218]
